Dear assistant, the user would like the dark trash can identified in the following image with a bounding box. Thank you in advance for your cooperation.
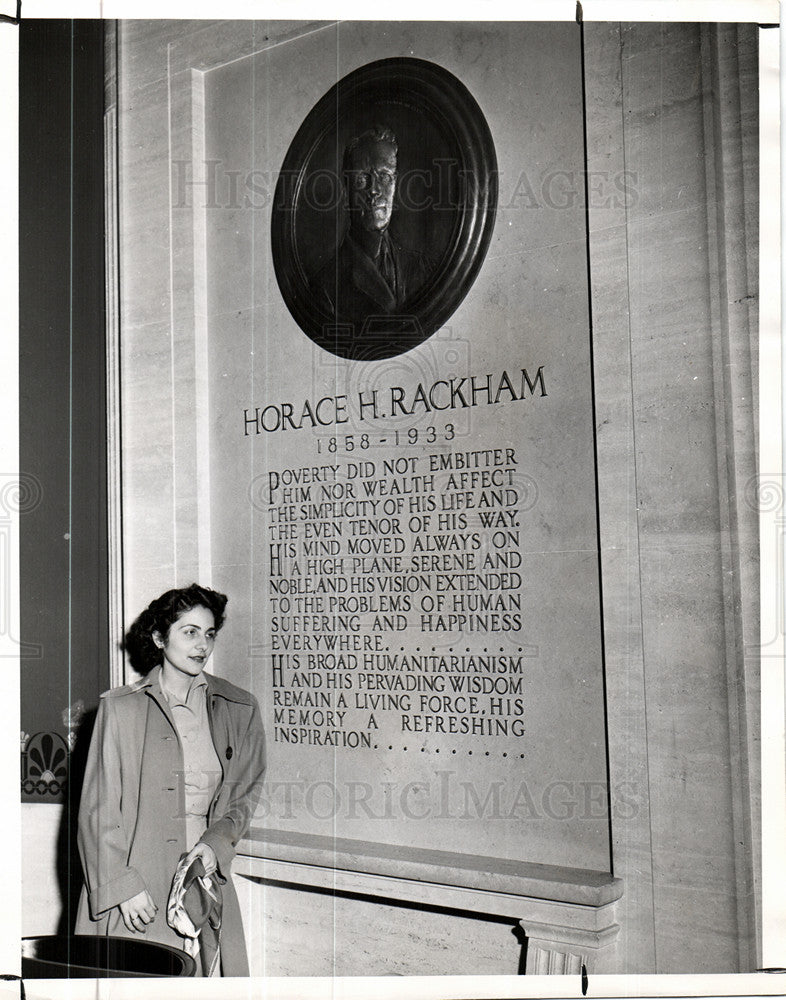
[22,935,196,978]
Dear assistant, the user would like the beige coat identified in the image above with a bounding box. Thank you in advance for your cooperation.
[75,667,266,976]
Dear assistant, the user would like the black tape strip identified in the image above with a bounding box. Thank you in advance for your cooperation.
[0,974,25,1000]
[0,1,21,25]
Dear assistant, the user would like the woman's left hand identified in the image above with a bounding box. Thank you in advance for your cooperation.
[185,841,218,877]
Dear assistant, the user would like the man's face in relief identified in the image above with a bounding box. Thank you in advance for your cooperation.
[346,139,397,234]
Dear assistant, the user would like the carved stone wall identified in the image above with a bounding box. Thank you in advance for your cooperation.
[102,19,760,976]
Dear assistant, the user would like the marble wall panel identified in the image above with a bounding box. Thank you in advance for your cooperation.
[190,21,614,888]
[731,25,759,429]
[653,886,741,974]
[21,805,62,936]
[118,19,182,91]
[118,75,172,330]
[582,19,760,974]
[202,55,257,319]
[585,21,658,973]
[620,24,709,220]
[121,321,177,614]
[618,22,756,972]
[702,35,760,954]
[234,874,522,977]
[170,20,326,76]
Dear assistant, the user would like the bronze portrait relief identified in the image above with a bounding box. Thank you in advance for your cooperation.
[271,58,498,361]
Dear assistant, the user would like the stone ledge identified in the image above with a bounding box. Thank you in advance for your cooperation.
[239,827,623,907]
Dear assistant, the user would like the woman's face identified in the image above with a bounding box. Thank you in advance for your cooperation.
[156,604,216,679]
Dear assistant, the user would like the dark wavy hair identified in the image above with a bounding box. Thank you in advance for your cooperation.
[124,583,228,675]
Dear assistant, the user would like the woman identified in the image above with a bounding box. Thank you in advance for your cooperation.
[75,584,266,976]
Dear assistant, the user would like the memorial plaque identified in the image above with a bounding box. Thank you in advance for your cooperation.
[204,22,610,873]
[270,58,498,360]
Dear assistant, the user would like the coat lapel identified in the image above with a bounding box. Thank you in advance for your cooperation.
[205,675,230,820]
[346,234,397,311]
[142,668,178,730]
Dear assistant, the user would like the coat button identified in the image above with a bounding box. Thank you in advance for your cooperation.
[225,746,233,760]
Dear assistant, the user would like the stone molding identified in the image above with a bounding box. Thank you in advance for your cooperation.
[104,20,125,689]
[235,846,621,973]
[239,828,622,906]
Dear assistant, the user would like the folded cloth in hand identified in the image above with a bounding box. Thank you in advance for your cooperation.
[167,854,224,976]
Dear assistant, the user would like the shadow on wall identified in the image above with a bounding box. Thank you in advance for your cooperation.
[513,924,528,974]
[55,707,97,937]
[239,871,530,974]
